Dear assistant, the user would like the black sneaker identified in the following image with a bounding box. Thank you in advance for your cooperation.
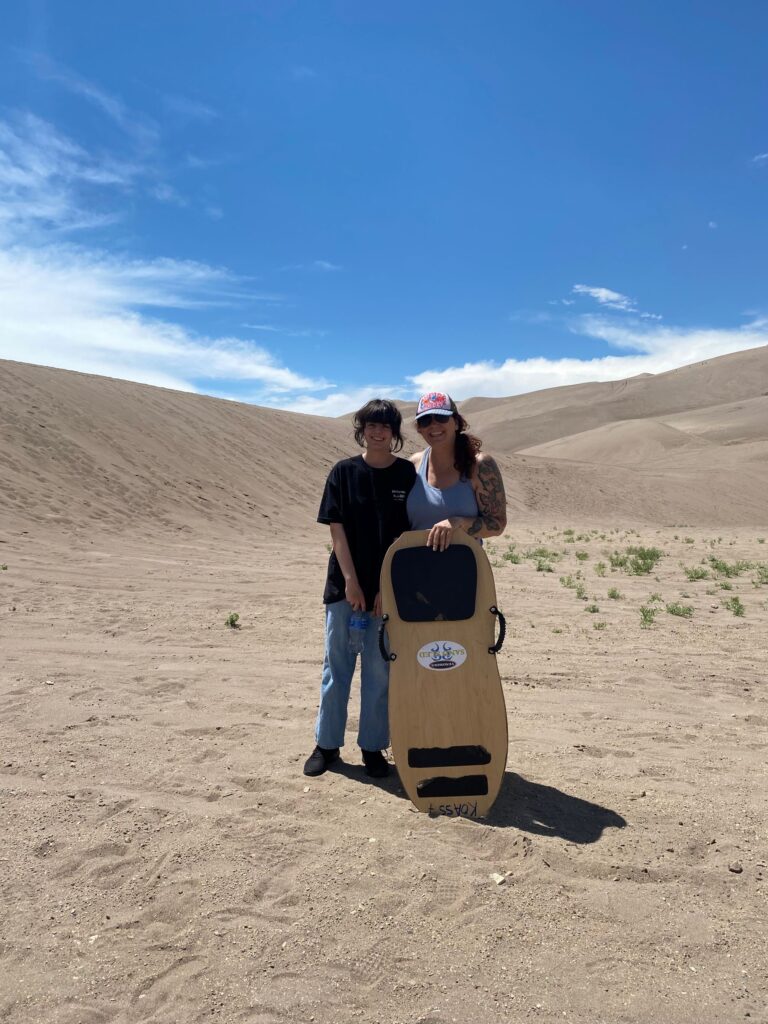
[303,745,340,777]
[361,749,390,778]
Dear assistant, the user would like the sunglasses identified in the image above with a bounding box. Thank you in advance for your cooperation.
[417,413,453,427]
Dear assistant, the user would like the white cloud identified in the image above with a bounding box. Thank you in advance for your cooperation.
[269,385,410,418]
[406,318,768,400]
[0,113,141,241]
[752,153,768,164]
[162,94,218,121]
[572,284,637,312]
[27,52,159,150]
[314,260,342,272]
[150,183,187,207]
[0,246,328,397]
[708,220,718,229]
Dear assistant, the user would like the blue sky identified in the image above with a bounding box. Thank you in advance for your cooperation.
[1,0,768,415]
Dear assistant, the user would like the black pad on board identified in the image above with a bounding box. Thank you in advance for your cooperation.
[390,545,477,622]
[408,746,491,768]
[416,775,490,798]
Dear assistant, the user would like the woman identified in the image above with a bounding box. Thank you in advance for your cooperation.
[304,399,416,779]
[407,391,507,547]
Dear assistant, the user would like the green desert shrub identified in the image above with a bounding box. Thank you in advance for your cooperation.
[626,546,664,575]
[683,566,708,581]
[639,605,657,628]
[723,596,745,617]
[666,602,693,618]
[708,557,751,578]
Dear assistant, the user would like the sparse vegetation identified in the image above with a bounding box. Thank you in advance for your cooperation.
[225,612,241,629]
[585,603,600,613]
[626,546,664,575]
[593,621,607,630]
[639,605,657,628]
[666,602,693,618]
[683,566,708,581]
[575,551,589,561]
[708,557,751,578]
[594,561,606,577]
[723,596,745,617]
[607,588,622,600]
[536,559,554,573]
[527,546,560,562]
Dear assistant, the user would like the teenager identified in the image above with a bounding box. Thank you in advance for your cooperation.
[304,399,416,779]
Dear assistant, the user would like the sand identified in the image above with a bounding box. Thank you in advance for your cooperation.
[1,353,767,1023]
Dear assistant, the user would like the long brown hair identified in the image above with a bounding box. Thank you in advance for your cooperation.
[450,401,482,478]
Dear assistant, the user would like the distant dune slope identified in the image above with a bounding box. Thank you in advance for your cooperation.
[465,346,768,453]
[520,419,713,467]
[661,395,768,445]
[0,360,353,535]
[2,350,768,535]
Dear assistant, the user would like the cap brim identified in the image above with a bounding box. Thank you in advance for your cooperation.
[415,411,453,420]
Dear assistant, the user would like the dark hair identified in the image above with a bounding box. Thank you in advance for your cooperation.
[451,402,482,478]
[353,398,405,452]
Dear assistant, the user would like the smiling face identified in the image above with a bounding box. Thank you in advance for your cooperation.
[415,412,457,448]
[363,420,394,452]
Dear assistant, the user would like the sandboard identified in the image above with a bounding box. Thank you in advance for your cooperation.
[379,529,508,818]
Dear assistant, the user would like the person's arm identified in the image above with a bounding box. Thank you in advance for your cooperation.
[425,454,507,550]
[329,522,366,611]
[465,454,507,538]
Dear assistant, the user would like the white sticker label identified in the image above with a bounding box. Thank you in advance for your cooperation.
[416,640,467,671]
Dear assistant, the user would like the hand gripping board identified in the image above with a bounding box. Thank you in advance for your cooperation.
[380,530,508,818]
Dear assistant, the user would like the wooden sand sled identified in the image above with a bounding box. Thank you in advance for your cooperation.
[379,529,508,818]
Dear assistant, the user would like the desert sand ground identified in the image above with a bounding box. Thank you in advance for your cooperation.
[1,356,767,1023]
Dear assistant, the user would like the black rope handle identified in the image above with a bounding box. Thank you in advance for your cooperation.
[488,605,506,654]
[378,614,396,662]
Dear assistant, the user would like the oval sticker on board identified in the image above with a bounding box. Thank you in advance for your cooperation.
[417,641,467,671]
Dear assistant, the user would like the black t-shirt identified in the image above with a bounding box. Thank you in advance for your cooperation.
[318,455,416,608]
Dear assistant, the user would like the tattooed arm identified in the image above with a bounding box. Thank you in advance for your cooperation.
[465,454,507,538]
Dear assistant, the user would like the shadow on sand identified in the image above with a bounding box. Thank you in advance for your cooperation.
[330,761,625,844]
[484,771,626,842]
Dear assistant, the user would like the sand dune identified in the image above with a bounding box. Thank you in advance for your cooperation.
[661,394,768,445]
[3,349,768,534]
[520,419,714,466]
[0,359,353,536]
[464,346,768,454]
[2,353,768,1023]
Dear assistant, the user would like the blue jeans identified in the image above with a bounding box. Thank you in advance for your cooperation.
[315,600,390,751]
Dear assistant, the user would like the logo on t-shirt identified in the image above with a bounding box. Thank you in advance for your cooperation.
[391,489,407,502]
